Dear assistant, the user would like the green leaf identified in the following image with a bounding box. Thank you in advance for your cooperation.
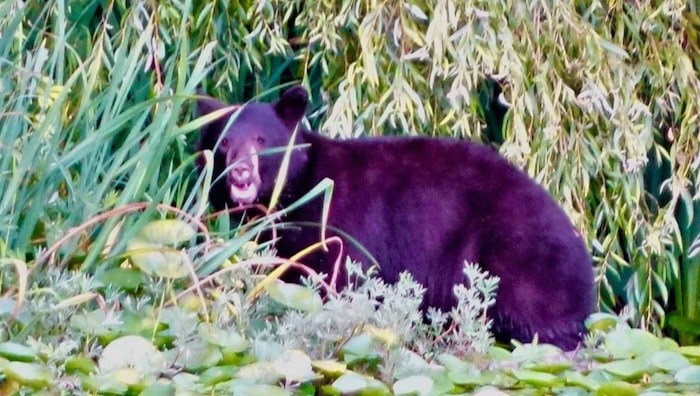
[585,313,621,333]
[272,349,320,383]
[512,342,563,359]
[599,358,651,380]
[473,385,509,396]
[0,342,38,362]
[678,346,700,359]
[674,365,700,384]
[604,328,659,359]
[342,333,377,364]
[95,267,149,291]
[2,361,52,389]
[126,238,190,279]
[510,369,561,387]
[332,372,371,393]
[198,323,250,352]
[199,365,237,386]
[487,346,513,361]
[650,350,691,372]
[594,381,638,396]
[139,219,196,245]
[393,375,434,396]
[139,381,176,396]
[235,362,284,385]
[447,368,487,386]
[175,339,223,372]
[229,383,292,396]
[64,355,96,375]
[394,349,445,379]
[564,371,599,391]
[264,280,323,313]
[125,219,197,279]
[99,335,166,375]
[312,360,347,376]
[70,310,113,338]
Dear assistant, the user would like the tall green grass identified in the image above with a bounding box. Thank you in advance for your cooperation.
[0,1,209,266]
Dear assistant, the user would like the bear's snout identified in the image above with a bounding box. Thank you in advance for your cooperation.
[225,143,261,205]
[230,162,253,182]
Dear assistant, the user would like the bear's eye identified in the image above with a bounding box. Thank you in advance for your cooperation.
[256,136,265,145]
[220,137,229,148]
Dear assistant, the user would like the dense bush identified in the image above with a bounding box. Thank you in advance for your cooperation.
[1,0,699,393]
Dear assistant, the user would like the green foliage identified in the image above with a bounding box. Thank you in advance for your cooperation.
[0,237,502,393]
[1,0,700,393]
[2,0,699,340]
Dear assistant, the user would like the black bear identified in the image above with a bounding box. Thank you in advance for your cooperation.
[195,85,596,350]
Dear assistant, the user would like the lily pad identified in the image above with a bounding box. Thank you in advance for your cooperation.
[272,349,320,382]
[198,322,250,352]
[312,360,347,376]
[511,369,561,387]
[2,361,52,389]
[605,328,659,359]
[594,381,638,396]
[332,372,389,394]
[585,313,621,333]
[650,350,691,372]
[342,333,378,365]
[678,346,700,359]
[393,374,434,396]
[264,280,323,313]
[139,381,176,396]
[99,335,167,375]
[139,219,196,245]
[229,383,292,396]
[0,342,38,362]
[95,267,148,291]
[126,239,190,279]
[599,358,651,380]
[235,361,285,384]
[174,338,223,372]
[125,219,197,279]
[64,355,96,375]
[199,365,238,386]
[564,371,599,391]
[674,365,700,384]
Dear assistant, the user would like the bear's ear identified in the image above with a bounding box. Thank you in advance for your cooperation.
[274,85,309,130]
[196,90,228,118]
[195,92,234,151]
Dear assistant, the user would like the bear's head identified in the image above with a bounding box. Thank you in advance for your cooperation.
[196,85,310,208]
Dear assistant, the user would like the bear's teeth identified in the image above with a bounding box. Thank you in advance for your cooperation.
[230,183,257,204]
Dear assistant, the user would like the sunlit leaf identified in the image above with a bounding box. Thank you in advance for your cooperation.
[393,374,434,396]
[510,369,561,387]
[264,280,323,312]
[312,360,347,376]
[650,350,691,372]
[272,349,320,382]
[198,322,250,353]
[599,358,651,380]
[2,361,52,389]
[0,342,38,362]
[674,365,700,384]
[99,335,167,375]
[594,381,638,396]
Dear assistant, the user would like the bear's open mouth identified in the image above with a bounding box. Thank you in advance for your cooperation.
[230,181,258,204]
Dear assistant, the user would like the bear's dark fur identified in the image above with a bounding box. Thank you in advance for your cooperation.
[195,86,596,350]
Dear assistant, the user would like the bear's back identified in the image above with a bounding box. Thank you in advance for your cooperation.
[281,131,595,349]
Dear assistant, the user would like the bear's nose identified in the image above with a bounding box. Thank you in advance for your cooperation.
[231,162,252,181]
